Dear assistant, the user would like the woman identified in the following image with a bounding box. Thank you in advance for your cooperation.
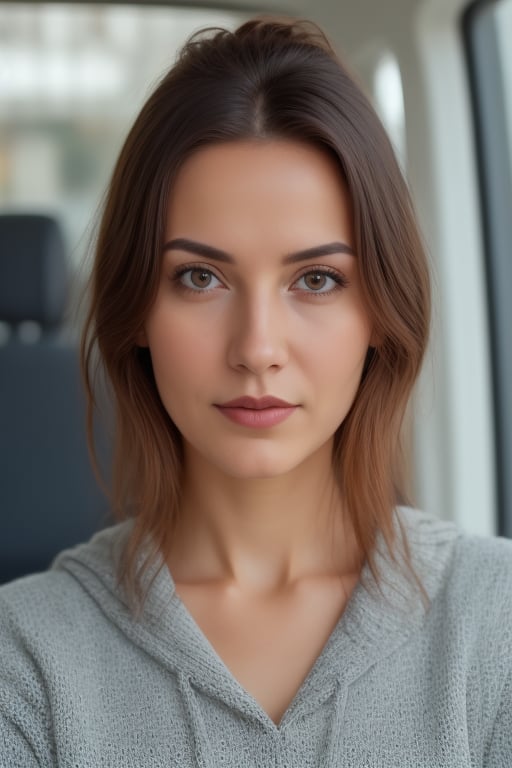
[1,18,511,766]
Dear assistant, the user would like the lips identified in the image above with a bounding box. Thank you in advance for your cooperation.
[214,398,298,428]
[216,395,295,410]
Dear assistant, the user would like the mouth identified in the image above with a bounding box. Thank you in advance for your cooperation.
[216,395,296,410]
[214,403,298,429]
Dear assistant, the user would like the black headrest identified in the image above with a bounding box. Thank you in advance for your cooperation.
[0,214,69,327]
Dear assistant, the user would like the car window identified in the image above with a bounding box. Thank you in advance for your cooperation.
[463,0,512,536]
[0,3,246,331]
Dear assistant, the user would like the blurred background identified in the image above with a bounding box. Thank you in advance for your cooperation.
[1,0,511,579]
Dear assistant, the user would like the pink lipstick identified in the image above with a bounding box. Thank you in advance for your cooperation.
[214,395,297,429]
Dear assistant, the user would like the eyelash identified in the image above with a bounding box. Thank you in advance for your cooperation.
[170,263,349,297]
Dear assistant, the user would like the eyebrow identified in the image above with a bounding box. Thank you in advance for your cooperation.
[162,237,354,264]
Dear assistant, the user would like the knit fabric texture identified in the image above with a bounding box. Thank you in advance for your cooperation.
[1,506,511,767]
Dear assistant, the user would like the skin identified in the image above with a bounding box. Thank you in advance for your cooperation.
[138,139,375,601]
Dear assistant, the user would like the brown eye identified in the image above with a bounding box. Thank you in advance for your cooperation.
[293,268,348,296]
[190,269,213,288]
[303,272,328,291]
[172,266,223,293]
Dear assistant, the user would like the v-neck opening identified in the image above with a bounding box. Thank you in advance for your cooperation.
[166,563,371,729]
[91,506,460,731]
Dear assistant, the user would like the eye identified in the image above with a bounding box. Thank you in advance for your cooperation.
[293,268,348,295]
[172,265,224,293]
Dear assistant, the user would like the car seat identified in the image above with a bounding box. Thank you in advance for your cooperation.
[0,213,112,584]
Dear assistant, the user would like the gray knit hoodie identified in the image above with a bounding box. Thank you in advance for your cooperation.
[1,507,511,767]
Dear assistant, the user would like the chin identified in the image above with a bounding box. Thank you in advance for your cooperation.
[212,453,304,481]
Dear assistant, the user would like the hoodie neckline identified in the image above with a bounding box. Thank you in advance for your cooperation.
[53,507,460,734]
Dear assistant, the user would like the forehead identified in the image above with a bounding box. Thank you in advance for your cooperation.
[165,140,354,256]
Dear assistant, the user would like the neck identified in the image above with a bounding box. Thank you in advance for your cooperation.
[167,440,362,595]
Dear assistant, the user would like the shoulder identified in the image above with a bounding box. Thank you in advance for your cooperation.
[448,526,512,642]
[396,505,512,595]
[0,521,135,672]
[0,524,134,765]
[0,569,82,671]
[0,571,76,766]
[1,567,83,613]
[453,527,512,581]
[400,508,512,666]
[395,509,512,761]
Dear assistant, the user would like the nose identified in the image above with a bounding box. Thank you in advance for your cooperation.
[226,288,289,375]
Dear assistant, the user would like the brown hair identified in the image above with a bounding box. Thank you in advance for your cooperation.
[81,18,431,615]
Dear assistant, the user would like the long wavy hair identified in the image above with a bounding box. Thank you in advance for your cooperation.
[81,18,431,615]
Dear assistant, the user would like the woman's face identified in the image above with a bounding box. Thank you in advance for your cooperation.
[140,140,374,480]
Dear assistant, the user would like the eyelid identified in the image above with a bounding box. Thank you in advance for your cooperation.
[172,261,224,277]
[293,264,348,283]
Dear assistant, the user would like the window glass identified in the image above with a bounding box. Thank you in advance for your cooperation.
[464,0,512,536]
[372,51,406,170]
[0,3,245,285]
[495,0,512,169]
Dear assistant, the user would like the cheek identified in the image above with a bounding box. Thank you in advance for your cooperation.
[147,308,217,386]
[300,309,371,372]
